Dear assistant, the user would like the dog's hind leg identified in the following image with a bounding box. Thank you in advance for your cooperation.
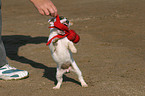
[71,60,88,87]
[53,68,66,89]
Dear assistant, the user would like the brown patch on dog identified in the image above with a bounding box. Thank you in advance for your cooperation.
[61,63,71,69]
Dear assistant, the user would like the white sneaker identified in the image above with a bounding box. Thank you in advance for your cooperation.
[0,64,29,80]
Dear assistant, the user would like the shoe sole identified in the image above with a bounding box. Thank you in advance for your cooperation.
[0,73,29,81]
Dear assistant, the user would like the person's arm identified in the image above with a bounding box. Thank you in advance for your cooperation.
[30,0,57,17]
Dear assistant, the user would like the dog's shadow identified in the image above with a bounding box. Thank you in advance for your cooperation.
[2,35,81,85]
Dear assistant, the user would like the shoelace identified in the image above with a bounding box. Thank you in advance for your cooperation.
[2,64,16,70]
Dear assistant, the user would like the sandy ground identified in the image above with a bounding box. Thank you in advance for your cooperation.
[0,0,145,96]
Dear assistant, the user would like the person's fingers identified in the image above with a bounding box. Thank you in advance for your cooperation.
[41,3,55,16]
[47,5,56,16]
[46,1,57,17]
[43,8,50,15]
[30,0,57,17]
[38,9,45,15]
[54,7,57,17]
[50,4,57,17]
[48,6,55,17]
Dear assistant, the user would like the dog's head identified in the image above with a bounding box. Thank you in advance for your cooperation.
[48,16,73,35]
[48,16,73,28]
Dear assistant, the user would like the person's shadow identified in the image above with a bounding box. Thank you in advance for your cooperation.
[2,35,80,85]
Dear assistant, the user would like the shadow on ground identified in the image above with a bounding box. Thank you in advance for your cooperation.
[2,35,81,85]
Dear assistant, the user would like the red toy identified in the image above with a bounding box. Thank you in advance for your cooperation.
[46,15,80,45]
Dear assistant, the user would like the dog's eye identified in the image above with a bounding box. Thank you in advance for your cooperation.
[59,16,64,20]
[64,23,68,26]
[66,20,69,24]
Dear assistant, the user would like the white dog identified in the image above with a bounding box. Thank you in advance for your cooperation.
[47,16,88,89]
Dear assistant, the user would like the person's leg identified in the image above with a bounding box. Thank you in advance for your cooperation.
[0,1,29,80]
[0,0,8,67]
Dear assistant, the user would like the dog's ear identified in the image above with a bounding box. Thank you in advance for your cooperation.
[59,16,65,20]
[48,17,55,25]
[66,21,73,27]
[69,21,73,26]
[63,19,73,27]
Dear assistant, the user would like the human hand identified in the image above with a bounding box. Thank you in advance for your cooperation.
[30,0,57,17]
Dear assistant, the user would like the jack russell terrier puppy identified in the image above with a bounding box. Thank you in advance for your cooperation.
[47,15,88,89]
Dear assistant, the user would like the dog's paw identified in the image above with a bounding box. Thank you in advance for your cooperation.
[53,86,60,90]
[81,83,88,88]
[71,48,77,53]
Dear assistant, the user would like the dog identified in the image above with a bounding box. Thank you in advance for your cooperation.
[47,15,88,89]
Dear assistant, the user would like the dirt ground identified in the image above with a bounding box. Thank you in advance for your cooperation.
[0,0,145,96]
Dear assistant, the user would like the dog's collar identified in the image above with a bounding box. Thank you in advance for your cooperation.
[46,15,80,46]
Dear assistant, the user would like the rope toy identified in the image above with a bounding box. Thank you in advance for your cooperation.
[46,15,80,45]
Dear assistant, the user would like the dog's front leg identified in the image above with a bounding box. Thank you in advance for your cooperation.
[68,41,77,53]
[52,38,59,46]
[53,68,65,89]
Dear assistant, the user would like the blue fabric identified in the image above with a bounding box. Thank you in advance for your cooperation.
[2,69,23,74]
[0,68,6,70]
[10,75,19,77]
